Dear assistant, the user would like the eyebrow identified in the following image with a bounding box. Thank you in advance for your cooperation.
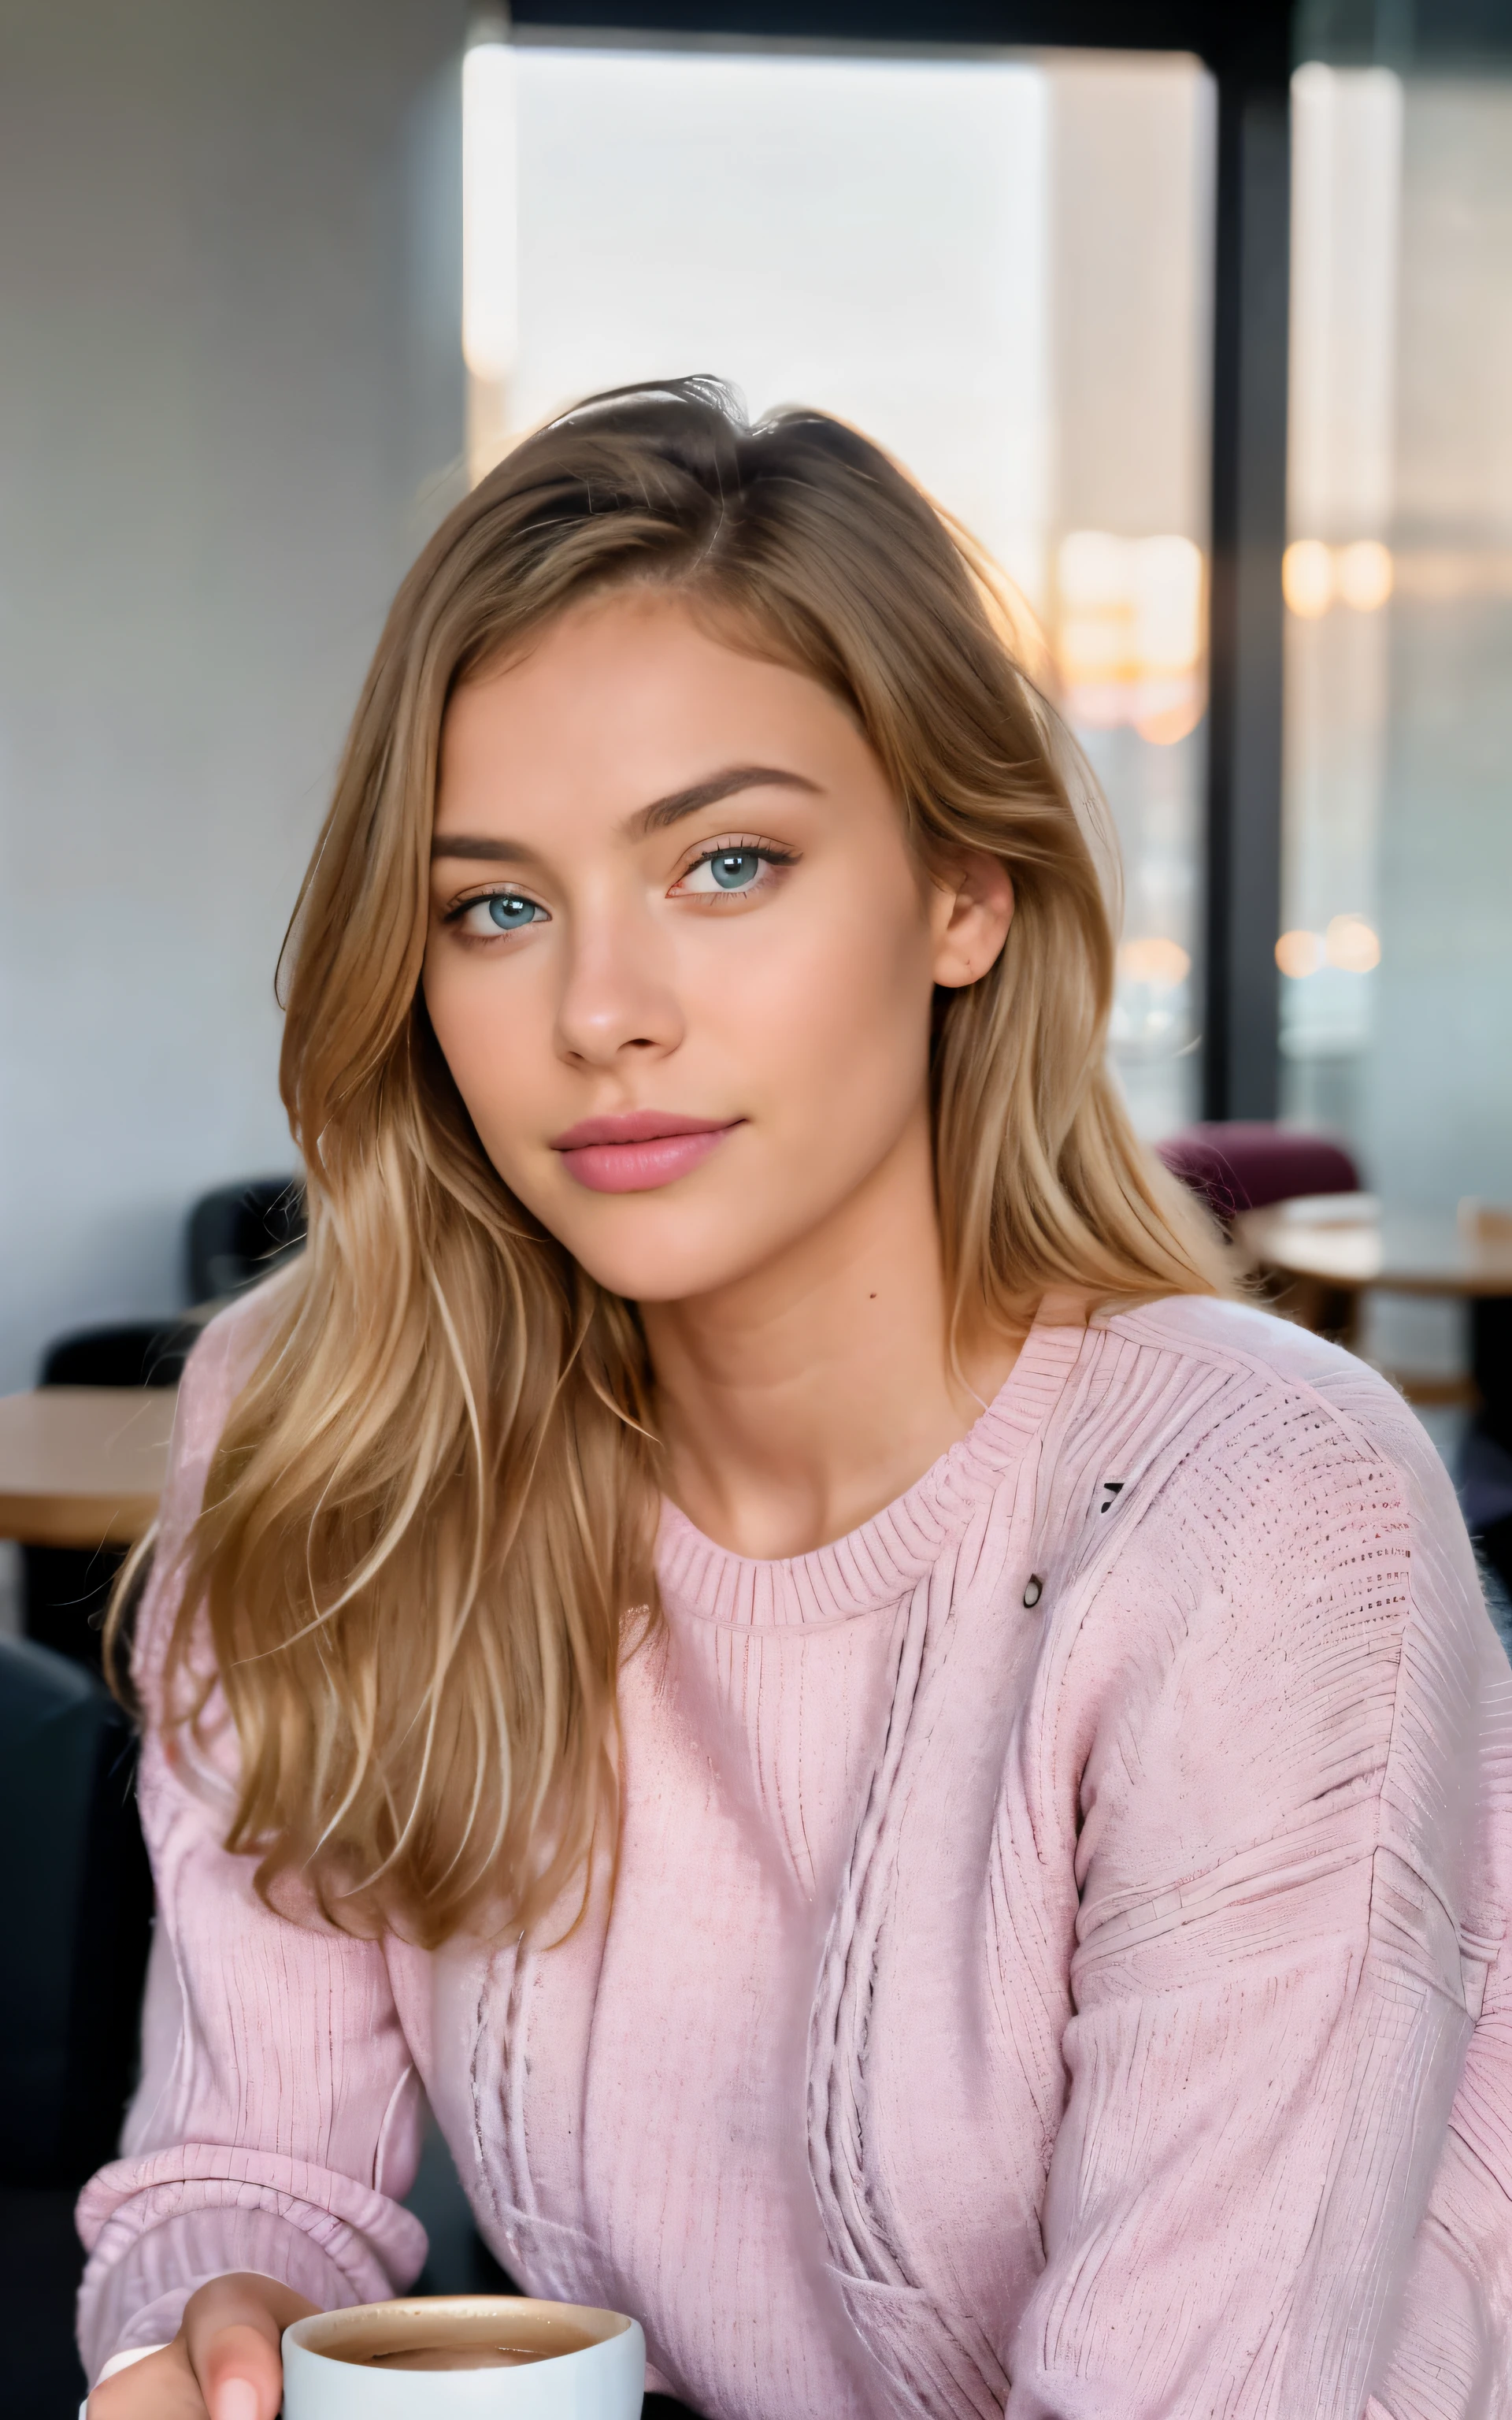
[628,763,821,837]
[430,763,821,863]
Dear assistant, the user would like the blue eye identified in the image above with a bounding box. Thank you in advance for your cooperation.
[676,841,795,901]
[708,851,761,889]
[447,889,548,939]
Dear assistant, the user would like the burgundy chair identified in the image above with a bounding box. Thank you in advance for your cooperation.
[1155,1122,1360,1226]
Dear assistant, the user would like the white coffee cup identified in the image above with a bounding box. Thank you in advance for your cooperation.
[280,2294,646,2418]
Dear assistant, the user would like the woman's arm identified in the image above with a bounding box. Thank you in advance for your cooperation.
[75,1303,427,2385]
[1010,1348,1506,2418]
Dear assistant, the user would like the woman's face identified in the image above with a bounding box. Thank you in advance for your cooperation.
[424,588,1011,1305]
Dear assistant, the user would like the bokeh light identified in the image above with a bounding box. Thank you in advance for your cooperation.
[1118,936,1192,989]
[1325,913,1381,971]
[1282,539,1334,618]
[1336,539,1394,611]
[1276,928,1325,977]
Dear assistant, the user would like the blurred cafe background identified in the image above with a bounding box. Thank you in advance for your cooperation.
[2,0,1511,2410]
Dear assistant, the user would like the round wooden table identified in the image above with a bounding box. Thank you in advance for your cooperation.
[0,1387,176,1549]
[1236,1194,1512,1300]
[1234,1193,1512,1403]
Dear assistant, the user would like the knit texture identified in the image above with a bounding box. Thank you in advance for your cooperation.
[76,1294,1512,2416]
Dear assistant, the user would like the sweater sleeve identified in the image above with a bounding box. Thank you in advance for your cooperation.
[1007,1349,1507,2420]
[74,1300,428,2385]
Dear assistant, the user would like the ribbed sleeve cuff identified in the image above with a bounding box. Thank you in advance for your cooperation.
[76,2156,428,2384]
[79,2217,355,2381]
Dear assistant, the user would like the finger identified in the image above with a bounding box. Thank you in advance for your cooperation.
[182,2273,313,2420]
[196,2325,283,2420]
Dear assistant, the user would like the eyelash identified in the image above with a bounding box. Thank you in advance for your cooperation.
[441,836,799,937]
[672,836,799,897]
[442,887,547,938]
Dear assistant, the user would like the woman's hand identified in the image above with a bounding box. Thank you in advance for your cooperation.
[87,2272,318,2419]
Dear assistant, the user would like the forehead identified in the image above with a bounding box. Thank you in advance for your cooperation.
[434,588,871,835]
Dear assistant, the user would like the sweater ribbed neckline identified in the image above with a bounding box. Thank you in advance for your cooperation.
[655,1317,1087,1628]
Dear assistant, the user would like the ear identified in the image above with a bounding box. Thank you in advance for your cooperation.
[930,852,1015,989]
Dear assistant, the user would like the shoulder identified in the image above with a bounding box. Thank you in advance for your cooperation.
[158,1268,297,1504]
[1044,1294,1486,1713]
[1107,1287,1371,1400]
[126,1271,303,1746]
[1036,1291,1477,1621]
[1100,1290,1437,1491]
[130,1275,321,1835]
[158,1273,295,1520]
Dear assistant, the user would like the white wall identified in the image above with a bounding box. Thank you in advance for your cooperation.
[0,0,467,1391]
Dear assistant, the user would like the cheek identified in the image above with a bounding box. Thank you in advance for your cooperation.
[745,861,933,1030]
[708,869,936,1091]
[421,948,550,1165]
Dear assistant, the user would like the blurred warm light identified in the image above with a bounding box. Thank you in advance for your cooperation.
[462,35,518,383]
[1283,537,1395,617]
[1055,533,1206,739]
[1058,530,1129,611]
[1133,536,1204,672]
[1336,538,1394,611]
[1283,539,1333,617]
[1276,928,1324,977]
[1325,912,1380,971]
[1134,692,1204,745]
[1057,533,1204,674]
[1277,919,1380,975]
[1058,611,1126,677]
[1117,936,1191,989]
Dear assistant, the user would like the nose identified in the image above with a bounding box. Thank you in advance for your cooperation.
[553,895,684,1069]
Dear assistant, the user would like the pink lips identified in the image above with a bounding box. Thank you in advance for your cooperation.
[550,1110,743,1194]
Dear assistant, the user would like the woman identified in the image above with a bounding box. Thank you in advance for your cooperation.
[83,381,1510,2420]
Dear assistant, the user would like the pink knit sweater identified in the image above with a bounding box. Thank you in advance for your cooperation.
[77,1292,1512,2418]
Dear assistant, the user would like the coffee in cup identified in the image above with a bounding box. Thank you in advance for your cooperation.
[281,2294,645,2417]
[333,2337,584,2370]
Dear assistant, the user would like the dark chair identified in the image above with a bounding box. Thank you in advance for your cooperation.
[0,1636,155,2417]
[186,1176,305,1304]
[1155,1121,1360,1225]
[22,1319,198,1672]
[1465,1296,1512,1613]
[38,1323,198,1393]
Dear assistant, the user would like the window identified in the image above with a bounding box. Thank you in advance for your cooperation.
[1282,45,1512,1385]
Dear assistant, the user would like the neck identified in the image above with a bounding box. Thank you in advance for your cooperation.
[639,1103,1024,1560]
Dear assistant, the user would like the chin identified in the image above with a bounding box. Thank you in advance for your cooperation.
[537,1195,784,1307]
[565,1234,766,1306]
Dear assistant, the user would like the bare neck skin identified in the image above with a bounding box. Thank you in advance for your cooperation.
[643,1097,1021,1560]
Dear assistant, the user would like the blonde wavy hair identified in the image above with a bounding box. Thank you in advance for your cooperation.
[120,378,1226,1947]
